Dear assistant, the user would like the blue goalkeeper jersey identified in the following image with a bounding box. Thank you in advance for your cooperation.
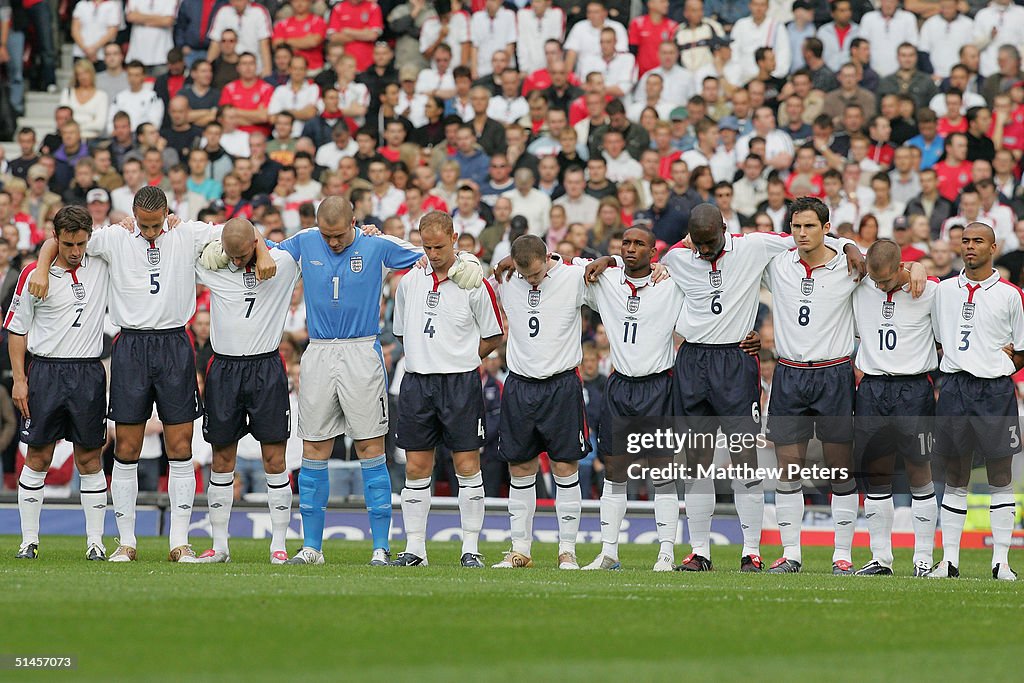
[276,229,423,340]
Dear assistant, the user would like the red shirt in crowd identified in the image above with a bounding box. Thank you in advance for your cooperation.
[220,78,275,134]
[628,14,678,76]
[934,159,973,201]
[273,13,328,71]
[327,0,383,72]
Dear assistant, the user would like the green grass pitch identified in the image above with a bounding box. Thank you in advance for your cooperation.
[0,536,1019,682]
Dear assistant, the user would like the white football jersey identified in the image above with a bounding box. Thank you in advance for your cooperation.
[854,277,939,376]
[196,248,300,356]
[582,268,682,377]
[86,221,218,330]
[932,269,1024,378]
[3,255,109,358]
[765,247,860,362]
[394,265,504,374]
[494,255,586,379]
[662,232,853,345]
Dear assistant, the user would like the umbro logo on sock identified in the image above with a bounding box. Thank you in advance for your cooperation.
[836,520,853,525]
[915,516,930,522]
[866,513,875,518]
[407,498,422,504]
[561,515,577,522]
[115,512,124,518]
[600,521,608,526]
[211,503,223,509]
[656,522,666,527]
[275,505,288,510]
[177,505,191,510]
[741,523,749,529]
[93,504,105,509]
[779,521,791,526]
[470,496,483,501]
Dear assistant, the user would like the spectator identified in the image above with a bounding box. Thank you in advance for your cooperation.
[859,0,918,78]
[316,124,357,170]
[867,171,904,237]
[110,157,146,214]
[980,45,1024,108]
[502,168,551,234]
[327,0,383,72]
[933,132,973,201]
[579,27,635,100]
[889,145,922,205]
[974,0,1024,79]
[207,0,273,77]
[220,52,274,134]
[109,61,165,133]
[415,42,456,100]
[272,0,326,73]
[161,96,203,161]
[71,0,121,67]
[517,0,566,76]
[179,60,221,128]
[469,0,516,80]
[62,158,99,206]
[52,121,90,194]
[848,37,879,92]
[817,0,859,74]
[174,0,228,66]
[8,129,39,181]
[211,29,241,89]
[154,49,189,119]
[928,65,986,117]
[201,121,235,181]
[268,55,320,138]
[674,0,722,74]
[187,147,223,200]
[368,159,404,218]
[878,44,938,110]
[487,70,528,126]
[125,0,177,70]
[419,0,470,71]
[966,106,996,162]
[635,177,686,243]
[60,60,109,140]
[451,184,486,238]
[165,164,207,220]
[919,0,973,81]
[96,43,130,101]
[730,0,790,85]
[565,1,628,77]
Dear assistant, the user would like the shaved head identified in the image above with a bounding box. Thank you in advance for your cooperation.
[317,195,355,230]
[866,238,901,275]
[687,202,727,261]
[221,217,257,267]
[964,221,995,241]
[689,203,725,234]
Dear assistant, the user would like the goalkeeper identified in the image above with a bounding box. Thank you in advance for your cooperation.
[201,200,484,566]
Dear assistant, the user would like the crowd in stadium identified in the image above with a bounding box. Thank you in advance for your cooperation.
[1,0,1024,504]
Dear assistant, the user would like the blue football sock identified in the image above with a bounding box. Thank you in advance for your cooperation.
[361,455,392,551]
[298,458,329,551]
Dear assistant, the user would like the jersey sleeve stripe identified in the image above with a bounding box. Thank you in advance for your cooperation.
[3,263,35,330]
[482,278,504,333]
[999,277,1024,313]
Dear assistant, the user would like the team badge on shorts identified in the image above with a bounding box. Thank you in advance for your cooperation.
[147,248,161,265]
[72,282,86,300]
[962,302,975,320]
[881,300,894,319]
[426,290,440,308]
[709,269,723,288]
[626,295,640,313]
[350,255,363,273]
[243,271,257,289]
[800,277,815,296]
[528,289,541,308]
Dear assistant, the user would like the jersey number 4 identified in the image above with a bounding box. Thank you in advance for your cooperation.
[423,318,436,338]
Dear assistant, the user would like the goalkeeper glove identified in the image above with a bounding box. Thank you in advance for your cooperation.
[448,252,483,289]
[199,240,230,270]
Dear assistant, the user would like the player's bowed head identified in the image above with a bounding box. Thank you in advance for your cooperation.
[419,211,460,275]
[221,217,266,269]
[866,238,912,293]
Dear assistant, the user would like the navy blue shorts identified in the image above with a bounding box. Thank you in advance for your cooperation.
[498,369,591,464]
[765,360,855,445]
[933,373,1020,461]
[109,327,202,425]
[396,370,486,452]
[202,351,291,446]
[598,370,673,456]
[854,374,935,466]
[673,343,761,436]
[21,357,106,449]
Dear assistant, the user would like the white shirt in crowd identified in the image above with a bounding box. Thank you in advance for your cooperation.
[728,15,791,83]
[516,4,566,74]
[563,19,628,77]
[125,0,177,67]
[269,81,321,138]
[918,12,975,79]
[858,8,919,77]
[72,0,123,60]
[973,2,1024,78]
[207,2,274,73]
[470,7,517,77]
[315,138,358,170]
[419,14,471,69]
[108,85,164,134]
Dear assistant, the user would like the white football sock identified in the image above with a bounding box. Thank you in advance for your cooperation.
[864,485,894,567]
[110,460,139,548]
[554,473,581,555]
[266,471,292,554]
[910,483,937,567]
[653,480,678,559]
[733,477,764,558]
[167,458,196,550]
[775,480,804,564]
[401,477,431,558]
[684,477,715,558]
[990,484,1015,569]
[508,474,536,556]
[456,471,484,555]
[207,470,234,554]
[831,478,858,564]
[600,479,628,560]
[940,486,968,567]
[18,466,46,545]
[79,471,108,547]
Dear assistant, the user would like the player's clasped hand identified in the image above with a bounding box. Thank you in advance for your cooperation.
[739,331,761,356]
[448,252,483,289]
[199,240,230,271]
[843,244,867,281]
